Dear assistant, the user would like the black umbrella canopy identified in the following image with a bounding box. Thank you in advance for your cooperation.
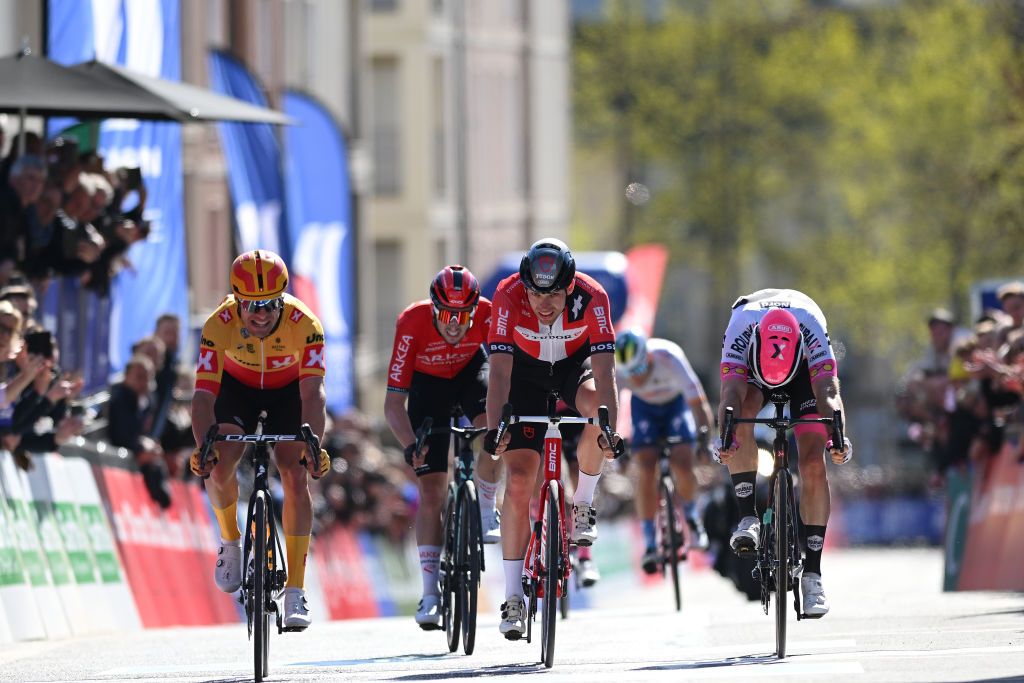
[71,60,294,125]
[0,50,181,120]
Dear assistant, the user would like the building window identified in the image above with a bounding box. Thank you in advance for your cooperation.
[433,57,447,198]
[372,57,402,195]
[371,0,398,11]
[374,241,403,348]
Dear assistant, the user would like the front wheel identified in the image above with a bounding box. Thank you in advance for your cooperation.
[541,481,561,669]
[459,482,481,655]
[252,491,271,682]
[441,485,460,653]
[659,476,683,612]
[774,469,791,659]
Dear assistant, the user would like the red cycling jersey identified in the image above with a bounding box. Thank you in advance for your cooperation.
[487,273,615,363]
[386,299,492,392]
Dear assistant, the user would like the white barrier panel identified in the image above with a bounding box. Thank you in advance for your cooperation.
[0,464,24,644]
[23,457,92,636]
[0,452,62,640]
[63,457,141,632]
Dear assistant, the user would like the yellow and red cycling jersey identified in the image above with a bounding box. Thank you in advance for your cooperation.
[194,293,326,395]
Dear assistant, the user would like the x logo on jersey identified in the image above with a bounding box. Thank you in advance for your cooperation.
[305,347,325,368]
[571,294,584,318]
[197,350,216,372]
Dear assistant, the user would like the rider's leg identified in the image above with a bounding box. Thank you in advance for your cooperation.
[795,427,830,575]
[725,386,763,518]
[276,442,314,589]
[572,378,605,507]
[633,447,660,550]
[668,443,699,515]
[500,448,539,600]
[415,471,448,596]
[205,426,246,542]
[471,413,502,540]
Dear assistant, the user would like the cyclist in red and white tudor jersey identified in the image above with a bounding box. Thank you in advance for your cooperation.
[712,288,852,618]
[483,238,623,641]
[384,265,503,631]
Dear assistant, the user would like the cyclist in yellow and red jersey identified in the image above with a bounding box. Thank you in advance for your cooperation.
[190,249,330,631]
[483,237,623,640]
[384,265,503,630]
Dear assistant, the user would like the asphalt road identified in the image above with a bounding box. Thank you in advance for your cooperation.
[1,547,1022,682]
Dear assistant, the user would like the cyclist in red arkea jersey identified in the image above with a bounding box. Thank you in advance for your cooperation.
[482,237,623,641]
[383,265,503,631]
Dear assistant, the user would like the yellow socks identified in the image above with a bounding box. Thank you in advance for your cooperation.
[213,502,241,542]
[285,534,311,588]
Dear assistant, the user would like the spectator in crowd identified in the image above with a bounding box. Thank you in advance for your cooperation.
[0,276,39,324]
[0,132,42,185]
[107,354,171,508]
[0,155,47,283]
[995,281,1024,343]
[0,302,44,409]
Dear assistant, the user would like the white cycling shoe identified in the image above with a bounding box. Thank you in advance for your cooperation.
[577,557,601,587]
[730,516,760,557]
[415,594,442,630]
[214,542,242,593]
[801,572,829,617]
[571,503,598,547]
[499,595,525,640]
[481,507,501,545]
[281,587,311,630]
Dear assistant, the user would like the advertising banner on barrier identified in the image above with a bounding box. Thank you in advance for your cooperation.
[943,468,972,591]
[0,453,63,640]
[311,526,378,619]
[97,466,238,627]
[958,440,1024,590]
[0,464,26,643]
[63,457,140,631]
[25,458,93,635]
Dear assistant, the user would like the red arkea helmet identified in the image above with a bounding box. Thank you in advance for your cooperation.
[749,307,804,387]
[429,265,480,325]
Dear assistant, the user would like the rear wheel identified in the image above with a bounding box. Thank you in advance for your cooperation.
[774,470,791,659]
[659,476,683,612]
[541,481,561,668]
[253,492,270,682]
[459,483,481,655]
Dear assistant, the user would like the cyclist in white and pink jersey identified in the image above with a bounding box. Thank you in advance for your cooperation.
[483,237,623,641]
[712,288,852,618]
[615,330,715,573]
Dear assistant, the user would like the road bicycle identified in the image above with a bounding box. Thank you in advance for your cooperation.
[494,392,621,668]
[412,410,487,655]
[198,411,320,683]
[721,391,842,659]
[651,435,689,612]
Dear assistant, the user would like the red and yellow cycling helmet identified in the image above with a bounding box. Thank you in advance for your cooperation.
[230,249,289,302]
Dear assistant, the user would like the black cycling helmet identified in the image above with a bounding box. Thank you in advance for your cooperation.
[519,237,576,293]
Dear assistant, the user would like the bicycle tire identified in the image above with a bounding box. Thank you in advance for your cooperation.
[253,491,270,682]
[459,482,481,655]
[774,469,790,659]
[541,481,560,668]
[442,485,460,653]
[659,476,683,612]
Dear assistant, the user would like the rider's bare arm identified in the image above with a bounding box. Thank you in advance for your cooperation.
[191,389,217,445]
[590,351,619,431]
[486,353,513,431]
[299,376,326,441]
[384,390,416,448]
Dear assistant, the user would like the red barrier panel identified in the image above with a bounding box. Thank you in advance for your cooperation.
[958,441,1024,590]
[96,467,238,626]
[312,525,378,619]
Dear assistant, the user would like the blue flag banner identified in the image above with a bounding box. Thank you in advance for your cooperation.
[48,0,189,371]
[282,91,356,413]
[207,51,288,261]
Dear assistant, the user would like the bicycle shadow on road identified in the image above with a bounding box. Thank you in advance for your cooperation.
[287,652,451,667]
[636,653,780,672]
[389,662,549,679]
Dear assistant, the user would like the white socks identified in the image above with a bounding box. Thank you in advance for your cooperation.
[476,476,499,512]
[418,545,441,596]
[574,470,601,507]
[503,558,524,600]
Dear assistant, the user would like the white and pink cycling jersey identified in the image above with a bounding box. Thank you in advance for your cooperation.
[619,338,703,405]
[719,288,837,384]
